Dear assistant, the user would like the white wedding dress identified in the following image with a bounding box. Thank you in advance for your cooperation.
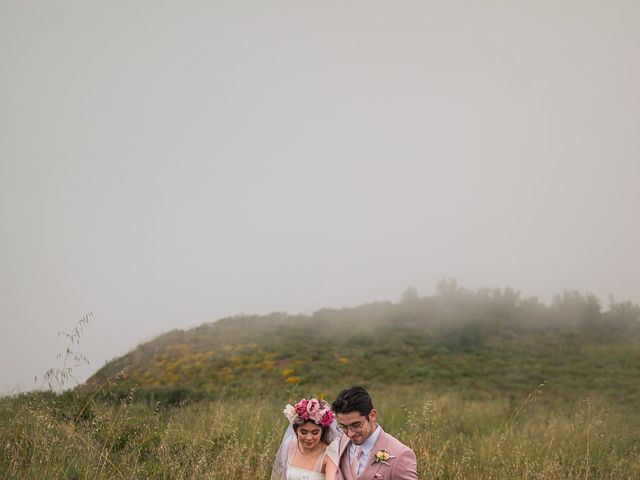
[272,423,341,480]
[285,439,339,480]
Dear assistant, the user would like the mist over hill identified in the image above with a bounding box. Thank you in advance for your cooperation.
[86,281,640,404]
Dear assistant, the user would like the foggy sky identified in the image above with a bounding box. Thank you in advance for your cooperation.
[1,1,639,393]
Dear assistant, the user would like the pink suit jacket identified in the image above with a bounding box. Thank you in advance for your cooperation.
[335,427,418,480]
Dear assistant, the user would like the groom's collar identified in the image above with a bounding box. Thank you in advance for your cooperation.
[349,424,381,458]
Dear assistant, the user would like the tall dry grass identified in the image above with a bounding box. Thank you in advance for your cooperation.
[2,386,639,479]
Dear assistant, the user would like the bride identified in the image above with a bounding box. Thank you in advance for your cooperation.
[271,397,339,480]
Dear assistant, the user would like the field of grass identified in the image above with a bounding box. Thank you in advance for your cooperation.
[4,287,640,478]
[2,384,639,479]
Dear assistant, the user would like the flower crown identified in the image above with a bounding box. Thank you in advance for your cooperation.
[283,397,335,428]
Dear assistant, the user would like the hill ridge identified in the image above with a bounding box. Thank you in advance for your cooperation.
[86,283,640,404]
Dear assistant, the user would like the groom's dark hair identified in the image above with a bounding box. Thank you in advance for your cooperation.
[331,386,374,417]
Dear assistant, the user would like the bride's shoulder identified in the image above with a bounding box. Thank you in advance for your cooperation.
[324,438,339,465]
[327,437,340,451]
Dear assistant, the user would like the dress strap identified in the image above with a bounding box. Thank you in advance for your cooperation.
[313,451,327,472]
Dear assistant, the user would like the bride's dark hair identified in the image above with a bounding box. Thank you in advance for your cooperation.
[292,420,332,445]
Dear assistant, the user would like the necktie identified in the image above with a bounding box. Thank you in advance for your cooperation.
[351,446,363,479]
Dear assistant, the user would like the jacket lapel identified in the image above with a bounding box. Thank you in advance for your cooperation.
[359,428,388,480]
[338,434,355,480]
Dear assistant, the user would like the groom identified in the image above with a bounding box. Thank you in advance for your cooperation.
[331,386,418,480]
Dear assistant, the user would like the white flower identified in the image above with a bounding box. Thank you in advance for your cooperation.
[283,404,297,423]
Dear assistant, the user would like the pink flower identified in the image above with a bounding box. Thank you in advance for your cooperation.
[295,399,309,416]
[290,398,333,425]
[307,399,321,420]
[316,407,328,423]
[320,410,335,427]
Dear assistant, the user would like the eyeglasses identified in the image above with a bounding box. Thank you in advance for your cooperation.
[338,417,368,433]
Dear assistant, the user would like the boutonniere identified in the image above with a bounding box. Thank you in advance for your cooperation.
[373,449,396,465]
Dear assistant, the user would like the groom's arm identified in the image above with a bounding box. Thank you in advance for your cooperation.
[392,447,418,480]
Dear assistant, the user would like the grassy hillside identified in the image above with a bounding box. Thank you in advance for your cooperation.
[86,282,640,405]
[4,283,640,479]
